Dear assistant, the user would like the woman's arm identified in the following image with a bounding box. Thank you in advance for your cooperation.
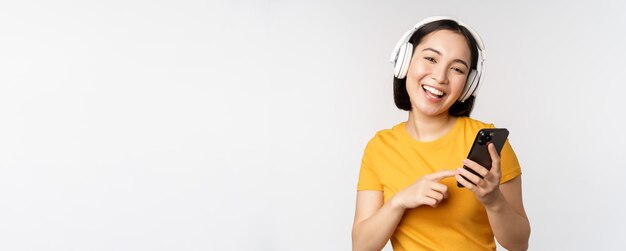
[351,191,404,251]
[485,176,530,251]
[352,170,457,251]
[456,143,530,251]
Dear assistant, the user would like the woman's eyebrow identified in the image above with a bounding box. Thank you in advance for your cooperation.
[422,48,442,55]
[422,48,469,68]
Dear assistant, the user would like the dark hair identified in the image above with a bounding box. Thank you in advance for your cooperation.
[393,19,479,117]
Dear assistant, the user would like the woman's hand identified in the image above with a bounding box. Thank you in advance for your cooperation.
[455,143,503,207]
[391,169,458,210]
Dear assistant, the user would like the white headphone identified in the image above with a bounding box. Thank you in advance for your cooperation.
[390,16,486,103]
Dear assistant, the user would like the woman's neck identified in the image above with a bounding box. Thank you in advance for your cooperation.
[406,111,457,142]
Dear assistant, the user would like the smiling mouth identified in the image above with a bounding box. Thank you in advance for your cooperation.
[422,84,446,98]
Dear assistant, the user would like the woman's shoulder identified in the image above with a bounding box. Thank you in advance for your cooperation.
[459,116,496,130]
[365,122,406,147]
[375,121,405,137]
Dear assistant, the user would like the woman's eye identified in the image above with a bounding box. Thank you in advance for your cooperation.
[452,67,465,74]
[424,57,436,63]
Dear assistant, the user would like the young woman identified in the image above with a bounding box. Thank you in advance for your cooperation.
[352,17,531,251]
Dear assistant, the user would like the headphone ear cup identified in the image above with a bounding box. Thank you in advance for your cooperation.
[460,69,478,102]
[394,43,413,79]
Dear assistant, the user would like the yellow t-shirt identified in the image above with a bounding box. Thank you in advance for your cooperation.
[357,116,521,251]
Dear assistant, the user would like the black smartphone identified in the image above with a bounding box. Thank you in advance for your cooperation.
[457,128,509,188]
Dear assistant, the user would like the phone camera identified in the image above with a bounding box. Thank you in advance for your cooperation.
[478,131,492,145]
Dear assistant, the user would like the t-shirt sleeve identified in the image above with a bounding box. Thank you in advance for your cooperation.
[357,139,383,191]
[499,140,522,184]
[487,124,522,184]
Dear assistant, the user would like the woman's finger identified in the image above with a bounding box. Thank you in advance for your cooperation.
[424,169,458,181]
[429,181,448,194]
[421,197,438,207]
[462,159,490,178]
[425,189,444,202]
[457,167,482,185]
[487,143,501,174]
[455,174,476,191]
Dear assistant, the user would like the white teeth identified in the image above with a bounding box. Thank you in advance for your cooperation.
[423,85,444,96]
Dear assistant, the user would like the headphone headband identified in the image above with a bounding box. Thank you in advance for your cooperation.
[390,16,486,102]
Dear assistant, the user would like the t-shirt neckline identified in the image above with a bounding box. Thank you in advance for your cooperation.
[398,116,465,149]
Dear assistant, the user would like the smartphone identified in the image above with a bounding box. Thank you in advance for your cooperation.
[457,128,509,188]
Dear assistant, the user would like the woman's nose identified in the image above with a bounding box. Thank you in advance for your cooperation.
[430,66,448,84]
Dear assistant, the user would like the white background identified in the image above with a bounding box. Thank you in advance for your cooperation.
[1,0,625,250]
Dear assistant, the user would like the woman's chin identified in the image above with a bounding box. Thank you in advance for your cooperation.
[413,105,445,117]
[412,98,456,117]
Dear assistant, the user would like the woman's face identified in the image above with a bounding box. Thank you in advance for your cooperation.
[405,29,472,117]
